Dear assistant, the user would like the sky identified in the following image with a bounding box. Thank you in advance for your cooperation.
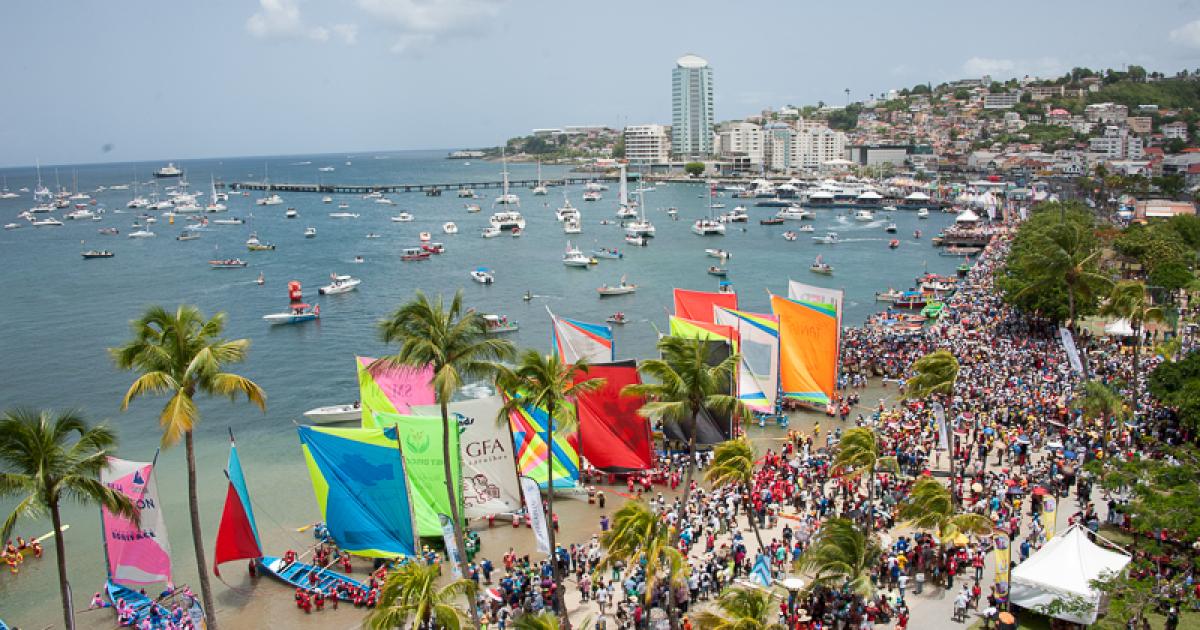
[2,0,1200,167]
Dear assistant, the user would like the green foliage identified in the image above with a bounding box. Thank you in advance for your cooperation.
[1088,77,1200,110]
[684,161,705,177]
[897,477,993,541]
[953,88,971,100]
[611,137,625,159]
[1166,214,1200,249]
[693,587,785,630]
[596,501,688,608]
[369,561,474,630]
[905,350,959,398]
[1148,350,1200,431]
[826,103,863,130]
[798,518,881,598]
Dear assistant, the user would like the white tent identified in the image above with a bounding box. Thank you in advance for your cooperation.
[1104,319,1135,337]
[1009,525,1131,625]
[905,191,931,201]
[955,209,980,224]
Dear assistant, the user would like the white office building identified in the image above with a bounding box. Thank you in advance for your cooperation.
[672,54,715,158]
[1090,125,1143,160]
[624,124,671,165]
[793,127,847,170]
[716,121,764,165]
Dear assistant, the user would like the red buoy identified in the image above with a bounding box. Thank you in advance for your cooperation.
[288,281,303,302]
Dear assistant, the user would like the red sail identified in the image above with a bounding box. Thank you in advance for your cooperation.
[673,288,738,324]
[574,360,653,472]
[213,481,261,576]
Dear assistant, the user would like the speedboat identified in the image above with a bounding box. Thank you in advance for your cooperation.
[401,247,431,261]
[889,239,900,249]
[176,232,200,241]
[322,196,333,204]
[422,242,445,254]
[65,208,96,220]
[305,227,317,238]
[81,250,114,259]
[885,223,898,233]
[328,212,359,218]
[705,249,731,260]
[625,234,647,246]
[470,268,495,284]
[376,197,396,205]
[213,217,244,225]
[563,219,582,234]
[606,312,628,324]
[127,228,155,238]
[810,257,833,275]
[391,212,414,222]
[302,404,361,424]
[692,219,725,236]
[285,208,298,219]
[419,231,432,242]
[592,247,623,259]
[597,275,637,296]
[917,208,929,219]
[482,314,518,334]
[256,194,283,206]
[707,266,728,277]
[556,200,581,222]
[481,226,501,238]
[263,303,319,325]
[582,191,602,202]
[209,259,248,268]
[812,231,840,244]
[318,166,336,173]
[562,241,591,267]
[777,207,813,220]
[782,231,798,241]
[246,234,276,251]
[854,209,875,222]
[465,203,481,213]
[3,222,21,230]
[443,222,458,234]
[318,274,361,295]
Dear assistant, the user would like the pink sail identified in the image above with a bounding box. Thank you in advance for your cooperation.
[357,357,436,426]
[101,458,172,585]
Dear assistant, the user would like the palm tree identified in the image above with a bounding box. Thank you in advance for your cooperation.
[798,518,881,598]
[596,500,688,630]
[705,437,766,551]
[623,336,746,533]
[1076,379,1128,430]
[111,305,265,630]
[1014,221,1111,328]
[0,409,138,630]
[1101,281,1165,417]
[831,428,897,533]
[368,561,474,630]
[906,350,960,498]
[496,350,604,629]
[693,586,785,630]
[897,476,993,544]
[376,290,513,628]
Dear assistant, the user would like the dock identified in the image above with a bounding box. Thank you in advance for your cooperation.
[227,176,617,195]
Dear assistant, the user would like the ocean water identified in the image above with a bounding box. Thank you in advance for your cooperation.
[0,150,960,627]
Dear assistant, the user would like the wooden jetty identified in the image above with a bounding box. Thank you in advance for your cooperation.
[227,176,617,195]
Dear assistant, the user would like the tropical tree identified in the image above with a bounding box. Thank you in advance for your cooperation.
[906,350,961,497]
[623,336,747,534]
[596,500,688,630]
[368,560,474,630]
[0,409,138,630]
[798,518,882,598]
[376,290,514,629]
[831,428,897,533]
[897,477,993,545]
[693,586,785,630]
[495,350,604,629]
[1076,379,1128,429]
[705,437,766,550]
[509,611,595,630]
[1003,217,1111,327]
[112,305,266,630]
[1101,281,1166,417]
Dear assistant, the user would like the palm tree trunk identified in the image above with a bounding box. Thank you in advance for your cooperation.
[440,400,482,630]
[866,467,875,533]
[1132,323,1142,420]
[184,431,219,630]
[50,498,74,630]
[543,401,570,630]
[676,409,700,545]
[664,579,681,630]
[745,482,766,552]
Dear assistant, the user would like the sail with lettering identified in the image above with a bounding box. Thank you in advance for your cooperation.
[356,356,436,426]
[297,426,418,557]
[213,439,262,576]
[771,294,838,406]
[370,413,463,536]
[714,307,779,413]
[549,308,613,364]
[504,391,581,490]
[101,457,171,584]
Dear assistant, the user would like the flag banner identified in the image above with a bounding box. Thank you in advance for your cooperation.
[573,361,653,472]
[993,534,1011,596]
[412,396,523,520]
[673,288,737,324]
[1058,328,1084,374]
[439,514,463,577]
[750,554,773,587]
[102,458,172,584]
[933,402,949,451]
[372,413,464,537]
[771,295,838,406]
[520,476,551,554]
[1043,496,1058,540]
[549,309,614,364]
[357,357,436,426]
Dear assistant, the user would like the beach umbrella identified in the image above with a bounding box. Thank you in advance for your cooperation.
[1031,486,1050,497]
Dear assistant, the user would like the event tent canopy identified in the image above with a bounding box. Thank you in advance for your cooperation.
[1009,525,1130,625]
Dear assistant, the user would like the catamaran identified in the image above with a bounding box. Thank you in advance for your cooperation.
[493,151,520,206]
[532,160,547,195]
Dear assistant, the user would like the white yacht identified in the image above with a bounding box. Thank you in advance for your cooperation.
[153,163,183,178]
[623,188,655,237]
[777,206,813,221]
[562,241,591,267]
[917,208,930,219]
[256,193,283,206]
[563,219,582,234]
[318,274,361,295]
[128,228,156,238]
[443,222,458,234]
[322,196,333,204]
[493,152,520,206]
[470,268,495,284]
[532,161,548,195]
[853,209,875,222]
[584,181,608,192]
[489,210,525,231]
[556,198,580,222]
[481,226,502,238]
[457,187,476,198]
[391,212,414,222]
[692,218,725,236]
[582,191,602,202]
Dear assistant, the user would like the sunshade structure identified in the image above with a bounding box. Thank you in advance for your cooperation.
[1009,524,1130,625]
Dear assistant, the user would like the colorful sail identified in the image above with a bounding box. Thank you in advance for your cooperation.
[101,458,171,585]
[356,357,436,426]
[673,288,737,324]
[659,327,736,445]
[213,440,263,576]
[668,315,734,341]
[549,309,613,364]
[573,360,653,472]
[297,426,417,558]
[412,396,523,519]
[788,280,844,325]
[771,294,839,406]
[505,392,581,490]
[370,413,463,536]
[714,308,779,413]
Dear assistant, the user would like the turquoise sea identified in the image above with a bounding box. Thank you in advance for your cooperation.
[0,150,960,627]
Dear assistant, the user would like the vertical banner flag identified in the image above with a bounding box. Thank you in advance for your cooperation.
[102,457,172,584]
[1058,328,1084,374]
[1042,496,1058,540]
[933,402,950,452]
[439,514,463,577]
[372,413,463,536]
[992,534,1011,596]
[356,357,436,426]
[520,476,551,554]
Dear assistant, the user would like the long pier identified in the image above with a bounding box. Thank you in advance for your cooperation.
[228,176,617,195]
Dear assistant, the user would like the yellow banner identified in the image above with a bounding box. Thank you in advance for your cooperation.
[1043,496,1058,540]
[992,535,1011,597]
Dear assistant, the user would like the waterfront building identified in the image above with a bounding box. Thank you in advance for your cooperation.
[624,124,671,165]
[716,121,764,166]
[672,54,715,158]
[764,123,793,171]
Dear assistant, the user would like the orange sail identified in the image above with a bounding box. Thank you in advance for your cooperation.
[771,294,838,406]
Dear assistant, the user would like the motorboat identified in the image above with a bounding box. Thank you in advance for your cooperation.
[419,231,432,242]
[127,228,155,238]
[885,223,898,233]
[363,191,382,199]
[256,194,283,206]
[213,217,244,225]
[490,210,525,231]
[707,266,728,277]
[98,227,119,235]
[563,219,582,234]
[318,166,336,173]
[624,234,647,246]
[482,314,518,334]
[153,163,183,178]
[810,256,833,275]
[305,227,317,238]
[338,202,350,209]
[127,196,150,209]
[302,404,361,424]
[606,312,628,325]
[328,212,359,218]
[812,231,840,244]
[209,259,248,268]
[65,208,97,220]
[3,222,21,230]
[246,233,276,251]
[401,247,431,261]
[616,204,638,219]
[322,196,333,204]
[376,197,396,205]
[892,292,927,309]
[584,181,608,192]
[481,226,501,238]
[81,250,114,259]
[443,222,458,234]
[562,241,591,267]
[582,191,602,202]
[465,203,482,213]
[917,208,930,219]
[391,212,414,222]
[285,208,298,219]
[705,248,731,260]
[797,224,815,232]
[592,247,623,259]
[782,231,798,241]
[711,202,726,209]
[457,188,476,198]
[875,288,904,302]
[760,216,784,225]
[263,303,319,325]
[470,268,495,284]
[597,276,637,296]
[176,232,200,241]
[318,274,361,295]
[421,242,445,254]
[721,206,749,223]
[511,227,522,237]
[556,200,580,222]
[365,233,381,239]
[853,209,875,222]
[691,219,725,236]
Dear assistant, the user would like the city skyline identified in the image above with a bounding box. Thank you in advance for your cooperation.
[3,0,1200,167]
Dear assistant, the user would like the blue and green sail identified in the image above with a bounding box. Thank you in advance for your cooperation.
[371,413,463,537]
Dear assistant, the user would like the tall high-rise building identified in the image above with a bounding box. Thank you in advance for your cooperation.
[672,54,714,159]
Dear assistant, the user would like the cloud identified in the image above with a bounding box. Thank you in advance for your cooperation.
[1170,19,1200,48]
[246,0,355,43]
[357,0,505,53]
[963,57,1016,77]
[961,56,1064,80]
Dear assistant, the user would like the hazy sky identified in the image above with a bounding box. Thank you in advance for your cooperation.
[3,0,1200,167]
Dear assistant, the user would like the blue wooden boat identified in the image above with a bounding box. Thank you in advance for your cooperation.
[257,555,368,601]
[105,581,205,629]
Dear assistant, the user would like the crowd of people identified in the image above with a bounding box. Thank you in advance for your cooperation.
[3,535,42,575]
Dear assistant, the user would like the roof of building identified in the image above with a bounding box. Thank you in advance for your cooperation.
[676,54,708,69]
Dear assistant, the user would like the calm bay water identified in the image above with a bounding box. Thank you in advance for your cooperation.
[0,150,959,627]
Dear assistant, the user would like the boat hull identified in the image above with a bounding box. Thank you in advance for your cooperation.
[258,556,367,601]
[302,406,362,424]
[263,313,318,325]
